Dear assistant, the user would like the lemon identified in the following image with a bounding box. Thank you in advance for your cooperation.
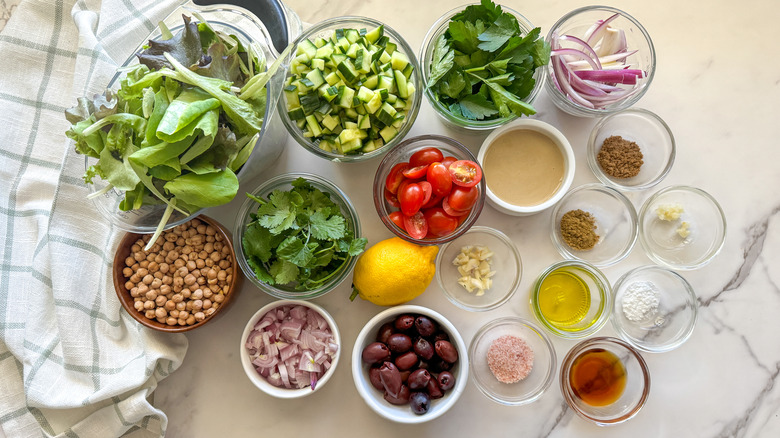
[350,237,439,306]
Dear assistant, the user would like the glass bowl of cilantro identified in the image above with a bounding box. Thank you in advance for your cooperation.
[278,16,423,162]
[420,0,550,131]
[544,6,656,117]
[66,4,293,244]
[234,173,367,300]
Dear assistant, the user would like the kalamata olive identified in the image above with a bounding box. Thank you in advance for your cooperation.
[400,370,411,383]
[435,339,459,363]
[376,322,395,344]
[384,384,411,405]
[433,331,450,343]
[414,315,436,337]
[407,369,431,390]
[429,357,452,373]
[369,365,384,391]
[413,337,434,360]
[387,333,412,353]
[410,392,431,415]
[362,342,391,364]
[438,371,456,391]
[394,351,418,371]
[394,314,415,331]
[426,377,444,399]
[379,361,402,398]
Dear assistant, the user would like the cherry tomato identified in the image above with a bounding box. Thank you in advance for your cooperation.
[422,193,443,209]
[446,185,479,212]
[426,162,452,197]
[442,196,469,216]
[448,160,482,187]
[384,188,401,208]
[441,156,458,168]
[402,164,429,179]
[418,181,432,206]
[403,212,428,240]
[409,147,444,167]
[388,211,405,230]
[398,182,425,216]
[423,208,459,237]
[385,162,410,194]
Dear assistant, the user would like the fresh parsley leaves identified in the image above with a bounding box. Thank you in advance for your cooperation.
[426,0,551,121]
[242,177,367,291]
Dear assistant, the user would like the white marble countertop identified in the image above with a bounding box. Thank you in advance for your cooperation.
[154,0,780,436]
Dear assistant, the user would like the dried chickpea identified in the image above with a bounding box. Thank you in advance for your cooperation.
[145,310,156,319]
[134,301,144,312]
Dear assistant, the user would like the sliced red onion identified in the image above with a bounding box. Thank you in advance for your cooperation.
[559,35,602,69]
[585,13,619,46]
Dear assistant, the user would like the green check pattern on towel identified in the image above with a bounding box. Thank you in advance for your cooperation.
[0,1,191,437]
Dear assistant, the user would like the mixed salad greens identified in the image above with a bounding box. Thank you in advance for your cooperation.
[426,0,550,120]
[242,177,367,291]
[66,14,290,249]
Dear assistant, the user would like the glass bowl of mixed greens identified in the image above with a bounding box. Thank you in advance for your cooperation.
[65,3,294,244]
[420,0,550,131]
[278,16,423,162]
[233,173,367,300]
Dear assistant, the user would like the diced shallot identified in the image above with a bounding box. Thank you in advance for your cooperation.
[246,304,337,391]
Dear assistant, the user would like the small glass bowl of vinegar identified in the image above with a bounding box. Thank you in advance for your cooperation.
[560,337,650,425]
[530,260,612,339]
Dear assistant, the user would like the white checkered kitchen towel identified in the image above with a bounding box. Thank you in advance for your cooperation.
[0,1,194,437]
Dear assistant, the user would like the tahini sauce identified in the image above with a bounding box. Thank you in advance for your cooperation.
[483,129,564,206]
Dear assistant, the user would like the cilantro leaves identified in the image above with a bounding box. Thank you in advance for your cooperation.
[242,177,367,291]
[426,0,550,121]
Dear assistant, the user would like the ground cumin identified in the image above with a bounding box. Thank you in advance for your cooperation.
[597,135,643,178]
[560,209,599,250]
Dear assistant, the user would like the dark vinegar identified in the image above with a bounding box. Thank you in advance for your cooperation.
[569,348,626,406]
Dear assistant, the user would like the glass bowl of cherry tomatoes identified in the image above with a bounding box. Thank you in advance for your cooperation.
[373,135,486,245]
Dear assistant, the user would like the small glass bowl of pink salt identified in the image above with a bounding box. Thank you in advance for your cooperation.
[468,317,557,406]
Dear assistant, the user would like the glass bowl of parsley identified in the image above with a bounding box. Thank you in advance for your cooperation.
[234,173,367,300]
[420,0,550,131]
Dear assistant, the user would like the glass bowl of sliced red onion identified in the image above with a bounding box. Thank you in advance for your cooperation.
[544,6,656,117]
[240,299,340,398]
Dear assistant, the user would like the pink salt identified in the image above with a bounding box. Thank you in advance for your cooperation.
[487,335,534,384]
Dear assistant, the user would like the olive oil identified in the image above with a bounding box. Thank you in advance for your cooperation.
[538,270,590,327]
[569,348,627,406]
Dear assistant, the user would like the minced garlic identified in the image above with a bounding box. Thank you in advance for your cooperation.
[676,221,690,238]
[452,245,495,296]
[656,203,684,221]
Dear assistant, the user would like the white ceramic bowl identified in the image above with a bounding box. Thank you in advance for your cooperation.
[352,305,469,423]
[240,299,341,398]
[477,119,575,216]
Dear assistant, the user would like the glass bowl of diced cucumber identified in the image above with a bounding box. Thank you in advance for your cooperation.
[279,16,423,162]
[419,2,548,131]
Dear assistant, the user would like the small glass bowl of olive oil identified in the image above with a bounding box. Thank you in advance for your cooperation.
[530,260,612,339]
[560,337,650,425]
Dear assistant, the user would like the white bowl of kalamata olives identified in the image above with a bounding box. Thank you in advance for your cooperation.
[351,305,469,423]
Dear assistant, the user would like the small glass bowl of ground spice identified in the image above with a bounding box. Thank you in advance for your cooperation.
[560,337,650,425]
[610,265,698,353]
[469,317,556,406]
[550,183,638,267]
[587,108,675,191]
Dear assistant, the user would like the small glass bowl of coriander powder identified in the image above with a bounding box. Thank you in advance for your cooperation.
[587,108,675,191]
[550,184,638,267]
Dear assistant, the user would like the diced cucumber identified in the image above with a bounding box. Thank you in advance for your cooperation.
[394,69,408,99]
[297,39,317,60]
[379,125,398,142]
[283,25,416,156]
[365,25,384,44]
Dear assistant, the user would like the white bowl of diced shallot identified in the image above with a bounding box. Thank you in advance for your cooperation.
[240,300,341,398]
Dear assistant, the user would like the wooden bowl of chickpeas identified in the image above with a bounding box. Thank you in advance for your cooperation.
[113,215,242,332]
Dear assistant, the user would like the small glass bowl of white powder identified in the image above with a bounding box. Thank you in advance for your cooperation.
[610,265,698,353]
